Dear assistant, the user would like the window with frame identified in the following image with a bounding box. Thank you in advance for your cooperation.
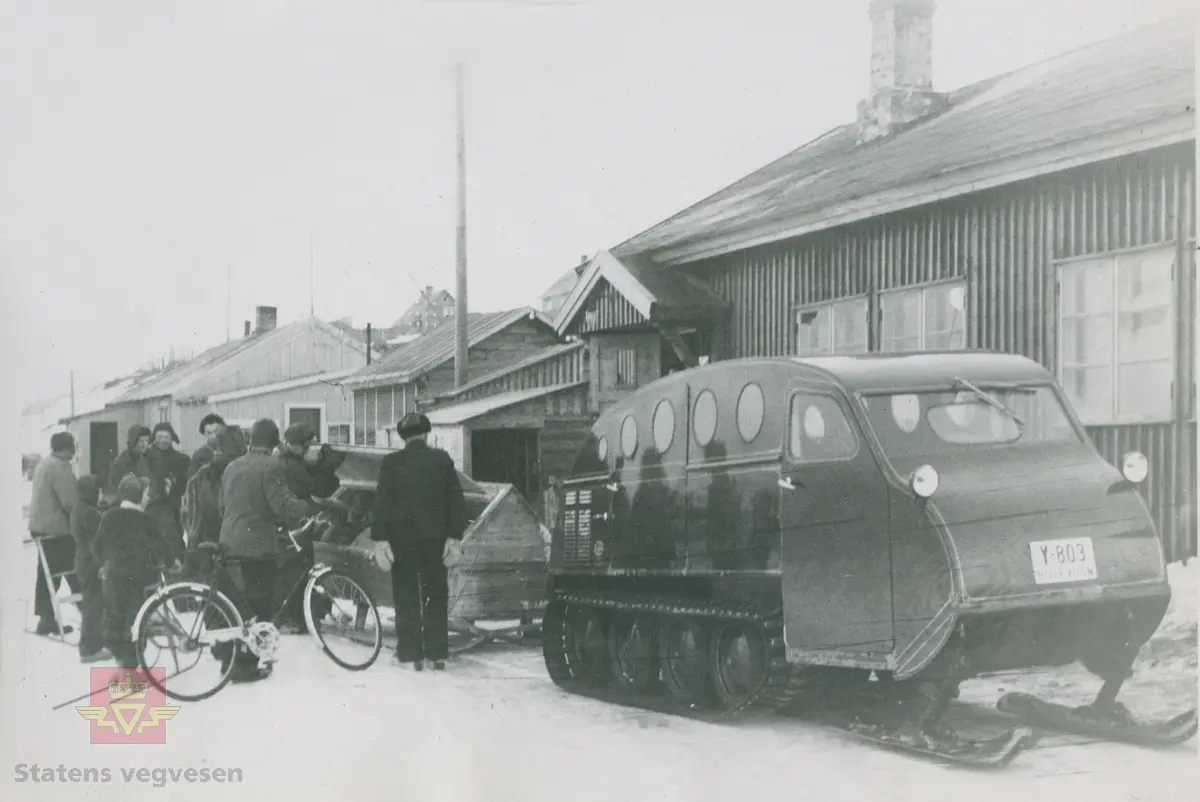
[879,281,967,353]
[327,424,351,445]
[1058,248,1174,424]
[788,394,858,462]
[795,298,868,356]
[614,348,637,388]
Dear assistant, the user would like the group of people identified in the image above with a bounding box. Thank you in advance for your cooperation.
[28,408,470,679]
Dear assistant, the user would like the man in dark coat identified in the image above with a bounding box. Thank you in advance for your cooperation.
[70,475,109,662]
[146,422,190,562]
[106,425,151,502]
[274,422,341,631]
[182,426,246,575]
[217,419,313,681]
[188,413,227,480]
[371,412,467,671]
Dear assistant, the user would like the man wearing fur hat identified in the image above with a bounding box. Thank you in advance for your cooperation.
[146,422,190,562]
[371,412,467,671]
[188,412,227,480]
[106,425,151,502]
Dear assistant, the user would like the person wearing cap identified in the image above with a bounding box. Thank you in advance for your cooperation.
[371,412,467,671]
[106,425,151,502]
[274,421,341,632]
[146,422,190,562]
[217,418,314,681]
[188,413,228,480]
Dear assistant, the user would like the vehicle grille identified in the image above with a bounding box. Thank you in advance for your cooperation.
[561,491,593,565]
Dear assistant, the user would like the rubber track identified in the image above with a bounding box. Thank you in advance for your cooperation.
[542,592,1034,767]
[543,592,809,722]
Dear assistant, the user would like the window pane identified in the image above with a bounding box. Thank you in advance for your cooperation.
[796,307,831,356]
[923,283,967,350]
[1061,313,1113,367]
[1117,359,1172,421]
[1061,365,1112,425]
[832,300,867,354]
[789,394,857,462]
[353,392,366,445]
[1117,251,1173,366]
[1061,261,1113,315]
[880,290,921,352]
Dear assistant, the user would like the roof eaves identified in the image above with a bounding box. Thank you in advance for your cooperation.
[431,341,585,401]
[645,117,1193,266]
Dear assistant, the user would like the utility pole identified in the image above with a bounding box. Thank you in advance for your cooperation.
[69,370,75,419]
[226,261,232,342]
[454,62,469,388]
[309,233,315,317]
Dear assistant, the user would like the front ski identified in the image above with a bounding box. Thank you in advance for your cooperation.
[835,720,1036,768]
[997,692,1198,747]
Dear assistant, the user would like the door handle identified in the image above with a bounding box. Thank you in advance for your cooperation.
[605,482,619,492]
[778,477,797,491]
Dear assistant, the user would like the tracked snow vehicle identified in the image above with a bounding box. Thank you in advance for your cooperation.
[541,352,1196,765]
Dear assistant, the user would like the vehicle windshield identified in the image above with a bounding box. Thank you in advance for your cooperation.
[861,384,1080,462]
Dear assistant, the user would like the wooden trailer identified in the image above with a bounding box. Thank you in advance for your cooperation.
[311,445,550,652]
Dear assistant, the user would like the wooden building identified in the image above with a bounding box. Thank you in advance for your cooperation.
[419,342,592,511]
[63,308,371,478]
[554,9,1197,560]
[343,307,561,446]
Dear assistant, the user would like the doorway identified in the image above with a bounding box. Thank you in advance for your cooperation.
[470,429,540,506]
[89,421,118,479]
[285,405,325,441]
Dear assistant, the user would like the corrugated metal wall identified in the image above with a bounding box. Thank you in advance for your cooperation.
[689,143,1196,560]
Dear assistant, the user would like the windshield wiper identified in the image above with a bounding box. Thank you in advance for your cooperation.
[952,377,1026,428]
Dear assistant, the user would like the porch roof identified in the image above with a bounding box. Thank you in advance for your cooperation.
[425,382,586,426]
[553,249,728,336]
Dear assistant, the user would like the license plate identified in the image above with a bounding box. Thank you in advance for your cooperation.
[1029,537,1098,585]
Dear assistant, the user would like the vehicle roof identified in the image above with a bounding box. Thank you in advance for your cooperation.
[790,351,1054,393]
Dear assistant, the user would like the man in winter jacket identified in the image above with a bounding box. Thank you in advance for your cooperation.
[70,475,109,662]
[188,413,227,480]
[217,419,313,681]
[371,413,467,670]
[29,431,81,636]
[146,422,190,562]
[106,425,151,502]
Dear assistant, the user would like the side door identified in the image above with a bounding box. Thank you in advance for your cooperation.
[779,386,894,661]
[90,421,119,479]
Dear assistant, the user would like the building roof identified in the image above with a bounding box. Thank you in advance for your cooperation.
[109,317,368,405]
[553,249,730,335]
[345,307,555,388]
[425,382,587,426]
[613,17,1195,265]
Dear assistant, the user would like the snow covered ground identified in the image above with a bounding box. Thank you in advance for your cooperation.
[2,495,1196,802]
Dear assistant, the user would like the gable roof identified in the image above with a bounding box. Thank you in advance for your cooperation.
[553,249,730,335]
[345,307,555,388]
[109,317,368,405]
[613,17,1195,266]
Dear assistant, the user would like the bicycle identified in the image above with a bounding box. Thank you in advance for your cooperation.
[132,514,383,701]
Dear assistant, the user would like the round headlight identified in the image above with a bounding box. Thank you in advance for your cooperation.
[1122,451,1149,484]
[911,464,939,498]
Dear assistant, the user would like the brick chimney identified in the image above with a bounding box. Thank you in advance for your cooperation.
[254,305,278,334]
[856,0,947,144]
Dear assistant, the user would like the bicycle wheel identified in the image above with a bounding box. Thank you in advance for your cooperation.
[303,569,382,670]
[136,585,242,701]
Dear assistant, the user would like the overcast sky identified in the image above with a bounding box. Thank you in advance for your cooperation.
[1,0,1192,407]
